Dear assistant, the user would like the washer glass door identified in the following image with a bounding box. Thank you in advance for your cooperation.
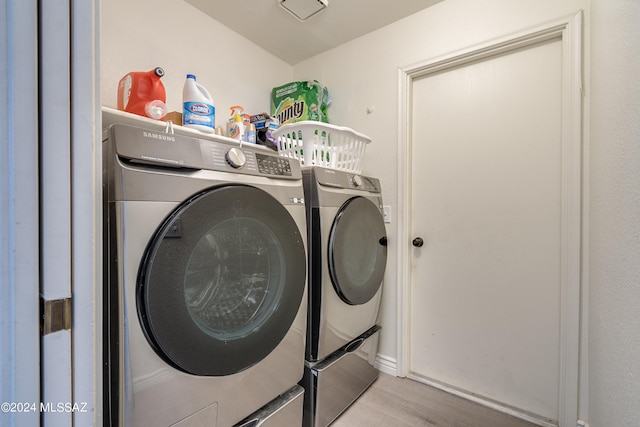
[328,196,387,305]
[137,185,306,376]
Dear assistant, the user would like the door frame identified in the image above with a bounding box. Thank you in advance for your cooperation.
[396,12,583,427]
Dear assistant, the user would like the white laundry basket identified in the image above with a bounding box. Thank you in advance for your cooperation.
[272,121,371,173]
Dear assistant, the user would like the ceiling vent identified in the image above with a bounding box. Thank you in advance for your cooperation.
[279,0,329,22]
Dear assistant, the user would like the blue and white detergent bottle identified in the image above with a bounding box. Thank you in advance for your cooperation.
[182,74,215,133]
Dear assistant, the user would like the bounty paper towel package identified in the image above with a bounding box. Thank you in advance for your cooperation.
[271,80,331,125]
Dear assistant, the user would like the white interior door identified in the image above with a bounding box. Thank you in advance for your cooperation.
[408,38,564,422]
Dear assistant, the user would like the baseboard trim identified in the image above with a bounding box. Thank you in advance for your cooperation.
[374,354,398,377]
[406,374,557,427]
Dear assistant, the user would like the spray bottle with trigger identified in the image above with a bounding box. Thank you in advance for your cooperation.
[228,105,245,141]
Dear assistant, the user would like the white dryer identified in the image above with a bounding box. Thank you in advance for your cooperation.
[103,123,307,426]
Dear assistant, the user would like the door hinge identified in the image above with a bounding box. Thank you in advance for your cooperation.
[41,297,72,335]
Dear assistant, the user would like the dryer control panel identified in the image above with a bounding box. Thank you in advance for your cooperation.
[314,167,381,193]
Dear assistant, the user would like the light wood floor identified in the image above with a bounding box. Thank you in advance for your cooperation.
[331,373,542,427]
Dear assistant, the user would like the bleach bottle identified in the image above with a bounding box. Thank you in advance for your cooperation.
[182,74,215,132]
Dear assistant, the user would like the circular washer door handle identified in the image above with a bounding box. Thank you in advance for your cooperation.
[412,237,424,247]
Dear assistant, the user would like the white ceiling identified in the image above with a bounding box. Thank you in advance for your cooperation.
[185,0,444,64]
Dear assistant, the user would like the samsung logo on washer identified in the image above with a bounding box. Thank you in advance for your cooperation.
[142,131,176,142]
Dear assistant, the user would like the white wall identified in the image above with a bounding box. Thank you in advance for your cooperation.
[293,0,587,371]
[101,0,292,122]
[589,0,640,425]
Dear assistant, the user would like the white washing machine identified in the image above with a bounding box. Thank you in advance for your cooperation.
[103,123,307,426]
[300,167,387,427]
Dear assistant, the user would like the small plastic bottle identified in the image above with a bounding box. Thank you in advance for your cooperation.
[245,123,257,144]
[182,74,215,132]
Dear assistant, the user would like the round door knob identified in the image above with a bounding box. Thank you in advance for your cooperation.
[225,147,246,168]
[412,237,424,247]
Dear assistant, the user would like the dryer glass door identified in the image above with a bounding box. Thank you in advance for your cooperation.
[328,196,387,305]
[137,185,306,376]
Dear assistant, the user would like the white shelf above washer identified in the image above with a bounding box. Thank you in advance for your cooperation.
[101,106,272,151]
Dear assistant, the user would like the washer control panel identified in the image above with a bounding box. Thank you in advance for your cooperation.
[108,124,300,179]
[255,153,292,177]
